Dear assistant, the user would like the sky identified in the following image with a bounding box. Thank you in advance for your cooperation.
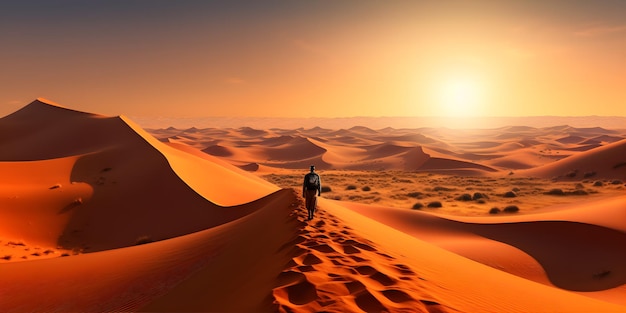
[1,0,625,119]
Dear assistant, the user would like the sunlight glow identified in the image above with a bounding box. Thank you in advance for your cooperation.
[437,75,485,117]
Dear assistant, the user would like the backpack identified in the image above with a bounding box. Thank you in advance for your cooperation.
[305,173,319,190]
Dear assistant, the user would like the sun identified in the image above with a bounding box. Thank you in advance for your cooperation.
[436,74,485,117]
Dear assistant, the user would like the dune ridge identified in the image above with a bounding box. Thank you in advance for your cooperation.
[0,99,278,253]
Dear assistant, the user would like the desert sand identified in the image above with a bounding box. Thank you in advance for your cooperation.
[0,99,624,312]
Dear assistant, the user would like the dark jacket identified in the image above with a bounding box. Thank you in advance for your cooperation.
[303,172,321,195]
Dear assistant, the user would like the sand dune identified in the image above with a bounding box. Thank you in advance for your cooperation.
[149,121,626,177]
[523,138,626,180]
[1,99,625,312]
[339,196,626,294]
[0,99,277,253]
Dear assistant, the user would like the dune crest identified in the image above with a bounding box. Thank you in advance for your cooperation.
[0,99,278,255]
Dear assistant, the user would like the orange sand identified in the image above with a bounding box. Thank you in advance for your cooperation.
[0,99,624,312]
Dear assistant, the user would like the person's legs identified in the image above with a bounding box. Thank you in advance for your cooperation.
[305,189,317,220]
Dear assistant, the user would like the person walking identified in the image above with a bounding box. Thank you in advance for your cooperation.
[302,165,321,220]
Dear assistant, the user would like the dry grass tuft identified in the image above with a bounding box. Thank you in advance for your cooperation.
[406,192,423,198]
[583,171,596,178]
[503,191,517,198]
[135,236,154,246]
[427,201,442,208]
[503,205,519,213]
[545,188,566,195]
[472,192,488,200]
[489,207,501,214]
[411,202,424,210]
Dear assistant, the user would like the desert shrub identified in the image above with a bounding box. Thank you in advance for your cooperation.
[575,183,584,189]
[362,186,371,192]
[397,179,414,183]
[512,187,521,192]
[593,181,603,187]
[503,191,517,198]
[135,236,154,246]
[1,255,11,260]
[412,202,424,210]
[583,171,596,178]
[333,195,342,200]
[455,194,472,201]
[321,186,332,193]
[545,188,565,196]
[427,201,443,208]
[611,180,624,185]
[613,162,626,169]
[406,192,423,198]
[503,205,519,213]
[565,170,578,178]
[472,192,488,200]
[476,199,487,204]
[570,190,588,195]
[433,186,454,192]
[489,207,501,214]
[593,270,611,279]
[346,185,357,190]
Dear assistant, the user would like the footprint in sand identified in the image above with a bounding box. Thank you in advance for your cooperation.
[381,289,414,303]
[392,263,417,276]
[300,253,323,266]
[355,265,397,287]
[420,299,451,313]
[308,243,337,254]
[353,289,388,312]
[276,206,449,313]
[273,273,318,306]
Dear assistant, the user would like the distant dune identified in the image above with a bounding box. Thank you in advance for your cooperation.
[132,115,626,130]
[1,99,624,312]
[149,121,626,180]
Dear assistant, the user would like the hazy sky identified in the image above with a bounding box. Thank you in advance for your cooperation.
[1,1,625,119]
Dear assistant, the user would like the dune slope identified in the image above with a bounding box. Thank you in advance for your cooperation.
[0,99,278,253]
[522,139,626,180]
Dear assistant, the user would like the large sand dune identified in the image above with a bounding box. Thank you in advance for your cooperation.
[1,99,624,312]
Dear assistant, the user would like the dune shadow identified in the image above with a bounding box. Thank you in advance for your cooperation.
[467,221,626,291]
[56,143,264,253]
